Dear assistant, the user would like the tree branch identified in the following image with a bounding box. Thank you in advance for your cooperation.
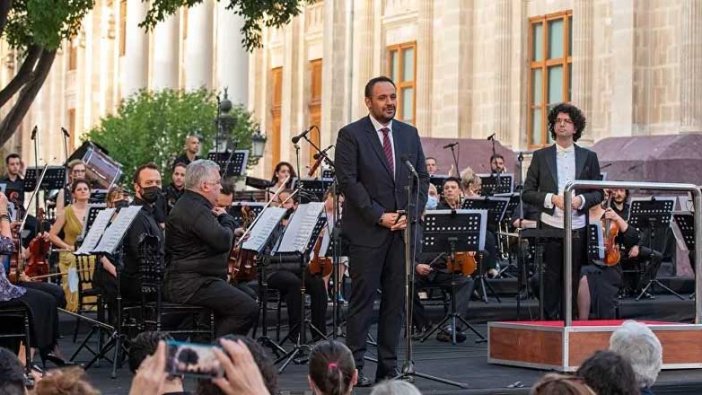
[0,49,56,147]
[0,0,12,38]
[0,45,42,107]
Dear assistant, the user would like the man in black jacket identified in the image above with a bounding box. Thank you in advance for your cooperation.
[163,159,257,336]
[523,102,603,320]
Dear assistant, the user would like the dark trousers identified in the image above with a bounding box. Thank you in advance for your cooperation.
[186,278,258,337]
[541,223,586,320]
[268,269,327,341]
[21,281,66,309]
[413,272,475,329]
[346,232,405,380]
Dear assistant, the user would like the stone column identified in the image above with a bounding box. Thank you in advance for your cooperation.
[321,0,348,139]
[415,0,433,136]
[185,0,214,90]
[216,6,248,106]
[495,0,511,142]
[123,0,149,96]
[680,0,702,132]
[610,0,634,137]
[571,0,594,142]
[152,14,179,90]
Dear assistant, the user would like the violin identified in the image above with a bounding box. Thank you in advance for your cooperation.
[445,251,477,277]
[24,207,50,279]
[7,199,24,284]
[602,196,621,266]
[228,204,258,282]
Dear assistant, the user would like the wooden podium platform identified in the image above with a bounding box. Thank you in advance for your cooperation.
[488,320,702,372]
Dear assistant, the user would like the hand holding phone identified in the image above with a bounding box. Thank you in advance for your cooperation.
[165,340,224,378]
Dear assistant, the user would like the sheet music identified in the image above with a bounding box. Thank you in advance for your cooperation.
[75,208,115,255]
[241,207,288,252]
[93,206,142,254]
[276,202,325,254]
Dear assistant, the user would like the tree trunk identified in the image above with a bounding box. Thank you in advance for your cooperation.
[0,45,42,107]
[0,48,56,147]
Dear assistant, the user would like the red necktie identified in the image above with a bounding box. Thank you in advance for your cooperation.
[380,127,394,175]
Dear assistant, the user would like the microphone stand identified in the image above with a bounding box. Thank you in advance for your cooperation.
[448,144,459,176]
[61,127,70,162]
[395,160,467,389]
[489,134,500,196]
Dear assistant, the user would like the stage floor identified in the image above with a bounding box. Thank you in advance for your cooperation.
[58,294,702,395]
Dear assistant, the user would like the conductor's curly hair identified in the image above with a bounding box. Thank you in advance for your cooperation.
[548,103,587,142]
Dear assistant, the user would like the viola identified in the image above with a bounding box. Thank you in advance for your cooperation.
[24,208,50,279]
[602,197,621,267]
[445,251,477,277]
[7,198,24,284]
[228,204,258,282]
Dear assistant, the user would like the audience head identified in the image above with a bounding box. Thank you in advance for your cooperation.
[576,350,639,395]
[128,331,173,373]
[548,102,586,142]
[185,160,222,205]
[171,162,187,188]
[0,347,26,395]
[196,335,278,395]
[530,373,595,395]
[609,320,662,389]
[370,380,422,395]
[308,340,357,395]
[35,367,99,395]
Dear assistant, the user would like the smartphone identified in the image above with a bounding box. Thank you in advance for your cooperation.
[394,210,407,224]
[165,340,224,378]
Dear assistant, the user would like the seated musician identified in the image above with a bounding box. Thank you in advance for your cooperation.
[164,160,257,337]
[164,162,187,215]
[578,192,640,320]
[412,224,476,342]
[268,189,328,343]
[445,176,500,278]
[317,187,348,302]
[269,162,296,202]
[55,160,87,218]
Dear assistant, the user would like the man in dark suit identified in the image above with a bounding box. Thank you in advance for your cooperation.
[523,102,603,320]
[336,76,429,385]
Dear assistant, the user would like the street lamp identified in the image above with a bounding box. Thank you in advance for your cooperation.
[216,88,236,152]
[251,130,267,159]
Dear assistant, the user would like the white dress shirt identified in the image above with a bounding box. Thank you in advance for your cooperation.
[540,143,587,229]
[369,114,396,179]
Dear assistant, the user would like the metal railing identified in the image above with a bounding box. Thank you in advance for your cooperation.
[563,180,702,326]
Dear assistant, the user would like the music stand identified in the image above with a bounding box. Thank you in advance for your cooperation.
[478,173,513,195]
[77,206,142,377]
[429,175,449,196]
[23,166,66,191]
[674,212,696,299]
[272,203,327,373]
[322,169,335,179]
[80,204,107,241]
[628,197,683,300]
[421,209,487,345]
[495,192,521,273]
[297,178,333,203]
[207,150,248,177]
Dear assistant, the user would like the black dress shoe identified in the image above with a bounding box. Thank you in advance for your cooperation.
[356,372,373,387]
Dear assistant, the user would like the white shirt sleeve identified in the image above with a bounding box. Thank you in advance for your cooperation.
[544,193,554,209]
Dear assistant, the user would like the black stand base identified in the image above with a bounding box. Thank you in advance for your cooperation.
[474,274,501,303]
[420,313,486,344]
[82,330,128,379]
[394,360,469,389]
[275,321,327,373]
[636,279,685,301]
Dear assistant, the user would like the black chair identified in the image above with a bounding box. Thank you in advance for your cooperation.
[132,234,214,340]
[73,254,106,343]
[0,304,32,374]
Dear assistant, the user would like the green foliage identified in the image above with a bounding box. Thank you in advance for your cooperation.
[85,89,260,185]
[142,0,316,52]
[4,0,94,50]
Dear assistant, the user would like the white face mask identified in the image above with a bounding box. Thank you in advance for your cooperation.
[425,195,438,210]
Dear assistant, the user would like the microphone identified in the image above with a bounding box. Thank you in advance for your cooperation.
[442,142,459,149]
[291,126,313,144]
[487,133,496,141]
[313,144,334,160]
[400,155,418,178]
[30,125,38,140]
[61,127,70,138]
[308,145,333,177]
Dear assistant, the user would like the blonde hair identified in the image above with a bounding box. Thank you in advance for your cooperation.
[35,367,100,395]
[460,167,475,191]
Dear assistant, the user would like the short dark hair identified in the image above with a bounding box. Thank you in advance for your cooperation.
[133,162,160,184]
[128,331,173,373]
[196,335,278,395]
[548,102,587,142]
[220,180,235,196]
[309,340,356,395]
[70,179,91,193]
[490,154,504,162]
[0,347,26,395]
[442,177,462,190]
[172,161,187,173]
[4,153,20,166]
[364,76,396,98]
[577,350,639,395]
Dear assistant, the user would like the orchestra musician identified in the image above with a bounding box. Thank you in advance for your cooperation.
[164,162,187,215]
[425,157,438,176]
[335,76,429,385]
[270,162,296,195]
[267,189,328,342]
[0,153,25,207]
[522,102,603,320]
[163,160,257,337]
[55,160,87,218]
[173,135,201,166]
[47,179,94,312]
[578,192,640,319]
[490,154,506,174]
[317,188,348,303]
